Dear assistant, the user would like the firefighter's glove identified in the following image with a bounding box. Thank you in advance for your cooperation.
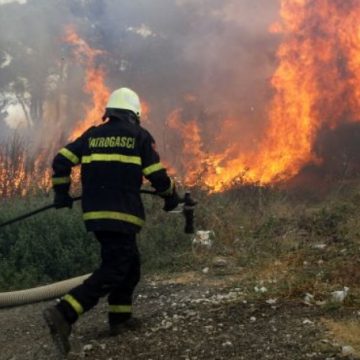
[54,192,73,209]
[163,190,180,212]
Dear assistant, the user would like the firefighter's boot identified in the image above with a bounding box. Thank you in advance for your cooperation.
[43,306,72,357]
[109,317,142,336]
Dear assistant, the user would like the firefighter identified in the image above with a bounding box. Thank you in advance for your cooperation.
[43,87,179,356]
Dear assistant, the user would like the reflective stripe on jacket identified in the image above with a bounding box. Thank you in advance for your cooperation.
[52,112,173,233]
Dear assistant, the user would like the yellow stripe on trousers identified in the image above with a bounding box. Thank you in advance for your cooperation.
[83,211,144,227]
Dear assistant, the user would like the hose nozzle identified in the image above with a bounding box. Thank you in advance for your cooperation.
[183,191,197,234]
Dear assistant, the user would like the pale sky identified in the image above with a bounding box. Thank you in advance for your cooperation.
[0,0,27,5]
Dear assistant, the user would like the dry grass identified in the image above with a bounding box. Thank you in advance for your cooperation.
[323,318,360,356]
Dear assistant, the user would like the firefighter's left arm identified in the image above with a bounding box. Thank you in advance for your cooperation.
[141,131,175,197]
[52,136,83,194]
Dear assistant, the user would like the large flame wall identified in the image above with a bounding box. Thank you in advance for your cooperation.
[168,0,360,191]
[2,0,360,196]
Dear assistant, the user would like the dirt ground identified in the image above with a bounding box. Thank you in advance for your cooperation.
[0,272,358,360]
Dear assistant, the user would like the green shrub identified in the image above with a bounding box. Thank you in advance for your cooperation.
[1,182,360,300]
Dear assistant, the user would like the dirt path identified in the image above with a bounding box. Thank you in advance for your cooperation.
[0,273,356,360]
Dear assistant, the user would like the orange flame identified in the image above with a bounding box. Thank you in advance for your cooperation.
[64,27,110,139]
[168,0,360,192]
[0,144,52,198]
[6,3,360,198]
[140,101,151,123]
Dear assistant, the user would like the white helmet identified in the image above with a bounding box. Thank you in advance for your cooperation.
[106,87,141,118]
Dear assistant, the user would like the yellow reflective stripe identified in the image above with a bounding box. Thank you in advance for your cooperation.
[63,294,84,315]
[143,162,164,176]
[83,211,145,227]
[59,148,80,165]
[159,178,175,197]
[82,153,141,166]
[109,305,132,313]
[52,177,71,185]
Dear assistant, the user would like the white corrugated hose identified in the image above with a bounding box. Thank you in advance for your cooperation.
[0,274,90,308]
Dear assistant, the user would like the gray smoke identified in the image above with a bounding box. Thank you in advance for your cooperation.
[0,0,280,159]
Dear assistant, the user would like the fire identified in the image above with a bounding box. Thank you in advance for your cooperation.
[167,109,207,186]
[166,109,235,189]
[0,141,52,198]
[64,27,110,140]
[168,0,360,192]
[4,2,360,198]
[140,101,151,123]
[65,28,150,139]
[0,28,107,198]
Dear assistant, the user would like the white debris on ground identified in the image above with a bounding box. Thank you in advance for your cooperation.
[212,257,228,268]
[190,288,246,306]
[266,298,278,305]
[312,244,327,250]
[303,293,315,306]
[330,287,349,303]
[2,278,355,360]
[302,287,350,307]
[83,344,93,351]
[254,286,268,293]
[341,345,356,357]
[192,230,215,256]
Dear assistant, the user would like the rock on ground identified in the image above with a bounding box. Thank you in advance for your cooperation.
[0,275,355,360]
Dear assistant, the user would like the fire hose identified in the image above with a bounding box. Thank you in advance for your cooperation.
[0,190,196,308]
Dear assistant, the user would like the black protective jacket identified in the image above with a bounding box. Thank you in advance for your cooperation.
[52,112,174,233]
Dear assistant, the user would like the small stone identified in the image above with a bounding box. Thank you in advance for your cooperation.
[266,298,277,305]
[255,286,268,293]
[202,267,209,274]
[204,325,214,332]
[342,345,355,356]
[212,257,228,268]
[222,340,233,347]
[331,287,349,303]
[250,316,256,322]
[303,293,314,305]
[313,244,327,250]
[83,344,93,351]
[161,321,172,329]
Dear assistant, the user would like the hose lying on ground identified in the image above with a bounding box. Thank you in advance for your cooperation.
[0,274,90,308]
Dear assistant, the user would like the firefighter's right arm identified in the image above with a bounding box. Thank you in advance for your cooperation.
[52,136,83,208]
[141,132,179,211]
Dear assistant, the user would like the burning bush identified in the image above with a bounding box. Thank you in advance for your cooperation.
[0,135,51,198]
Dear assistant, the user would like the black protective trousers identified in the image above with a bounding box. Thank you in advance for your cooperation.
[57,231,140,326]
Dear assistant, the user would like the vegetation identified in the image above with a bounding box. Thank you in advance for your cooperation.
[194,184,360,304]
[0,182,359,301]
[0,192,191,291]
[1,177,360,353]
[0,195,96,290]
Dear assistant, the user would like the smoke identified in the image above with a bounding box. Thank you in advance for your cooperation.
[0,0,280,152]
[100,0,280,153]
[0,0,27,5]
[3,0,360,191]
